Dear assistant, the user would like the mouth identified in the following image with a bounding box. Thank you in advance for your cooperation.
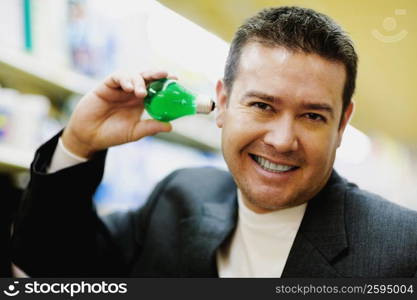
[249,154,300,173]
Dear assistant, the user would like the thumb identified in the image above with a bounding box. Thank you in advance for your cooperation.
[132,119,172,140]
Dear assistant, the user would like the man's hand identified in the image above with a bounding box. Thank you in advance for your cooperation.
[62,70,175,158]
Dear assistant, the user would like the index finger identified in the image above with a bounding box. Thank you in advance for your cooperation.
[141,70,169,83]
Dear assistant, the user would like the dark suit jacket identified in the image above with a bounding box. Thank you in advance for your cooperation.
[1,174,22,277]
[12,133,417,277]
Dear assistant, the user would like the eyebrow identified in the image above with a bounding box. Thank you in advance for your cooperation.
[241,91,282,103]
[242,90,335,119]
[300,102,335,119]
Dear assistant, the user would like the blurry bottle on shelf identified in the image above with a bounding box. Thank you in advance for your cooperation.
[67,0,117,78]
[0,86,50,151]
[0,108,11,142]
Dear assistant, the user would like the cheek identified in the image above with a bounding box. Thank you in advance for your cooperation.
[303,130,339,167]
[222,111,260,149]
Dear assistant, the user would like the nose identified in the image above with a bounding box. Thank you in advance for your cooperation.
[262,115,299,153]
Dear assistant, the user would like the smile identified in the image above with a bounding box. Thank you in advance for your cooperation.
[250,154,299,173]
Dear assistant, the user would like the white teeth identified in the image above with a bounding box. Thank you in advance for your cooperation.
[253,155,295,173]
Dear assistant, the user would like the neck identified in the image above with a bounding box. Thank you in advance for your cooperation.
[238,189,304,214]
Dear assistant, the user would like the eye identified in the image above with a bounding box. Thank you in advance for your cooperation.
[304,113,326,123]
[250,102,273,111]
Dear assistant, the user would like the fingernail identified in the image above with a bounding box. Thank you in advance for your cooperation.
[136,88,147,96]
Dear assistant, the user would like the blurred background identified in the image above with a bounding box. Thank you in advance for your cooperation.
[0,0,416,216]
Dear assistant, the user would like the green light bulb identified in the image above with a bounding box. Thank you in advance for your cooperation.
[144,78,215,122]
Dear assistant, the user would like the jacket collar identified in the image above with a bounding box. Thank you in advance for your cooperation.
[282,170,349,277]
[179,176,238,277]
[179,169,349,277]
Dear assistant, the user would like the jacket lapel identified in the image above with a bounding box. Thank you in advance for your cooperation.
[282,171,349,277]
[178,169,349,277]
[179,188,237,277]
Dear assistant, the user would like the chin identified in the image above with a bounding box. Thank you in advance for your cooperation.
[242,187,297,211]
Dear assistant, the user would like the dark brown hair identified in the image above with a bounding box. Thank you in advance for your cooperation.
[224,6,358,115]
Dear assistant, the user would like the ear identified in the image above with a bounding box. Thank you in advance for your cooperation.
[215,79,228,128]
[337,101,354,147]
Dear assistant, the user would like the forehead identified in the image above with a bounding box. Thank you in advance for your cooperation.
[234,42,346,110]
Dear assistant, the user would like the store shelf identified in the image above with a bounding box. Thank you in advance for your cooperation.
[0,47,95,173]
[0,47,97,102]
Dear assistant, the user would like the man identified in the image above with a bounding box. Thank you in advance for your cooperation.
[12,6,417,277]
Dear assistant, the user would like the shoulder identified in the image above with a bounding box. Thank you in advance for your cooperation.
[163,167,235,196]
[148,167,236,213]
[345,182,417,228]
[171,166,234,183]
[170,167,232,183]
[343,179,417,249]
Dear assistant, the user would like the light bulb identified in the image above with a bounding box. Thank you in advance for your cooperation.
[144,78,215,122]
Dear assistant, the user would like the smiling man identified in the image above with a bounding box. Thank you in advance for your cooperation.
[12,7,417,278]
